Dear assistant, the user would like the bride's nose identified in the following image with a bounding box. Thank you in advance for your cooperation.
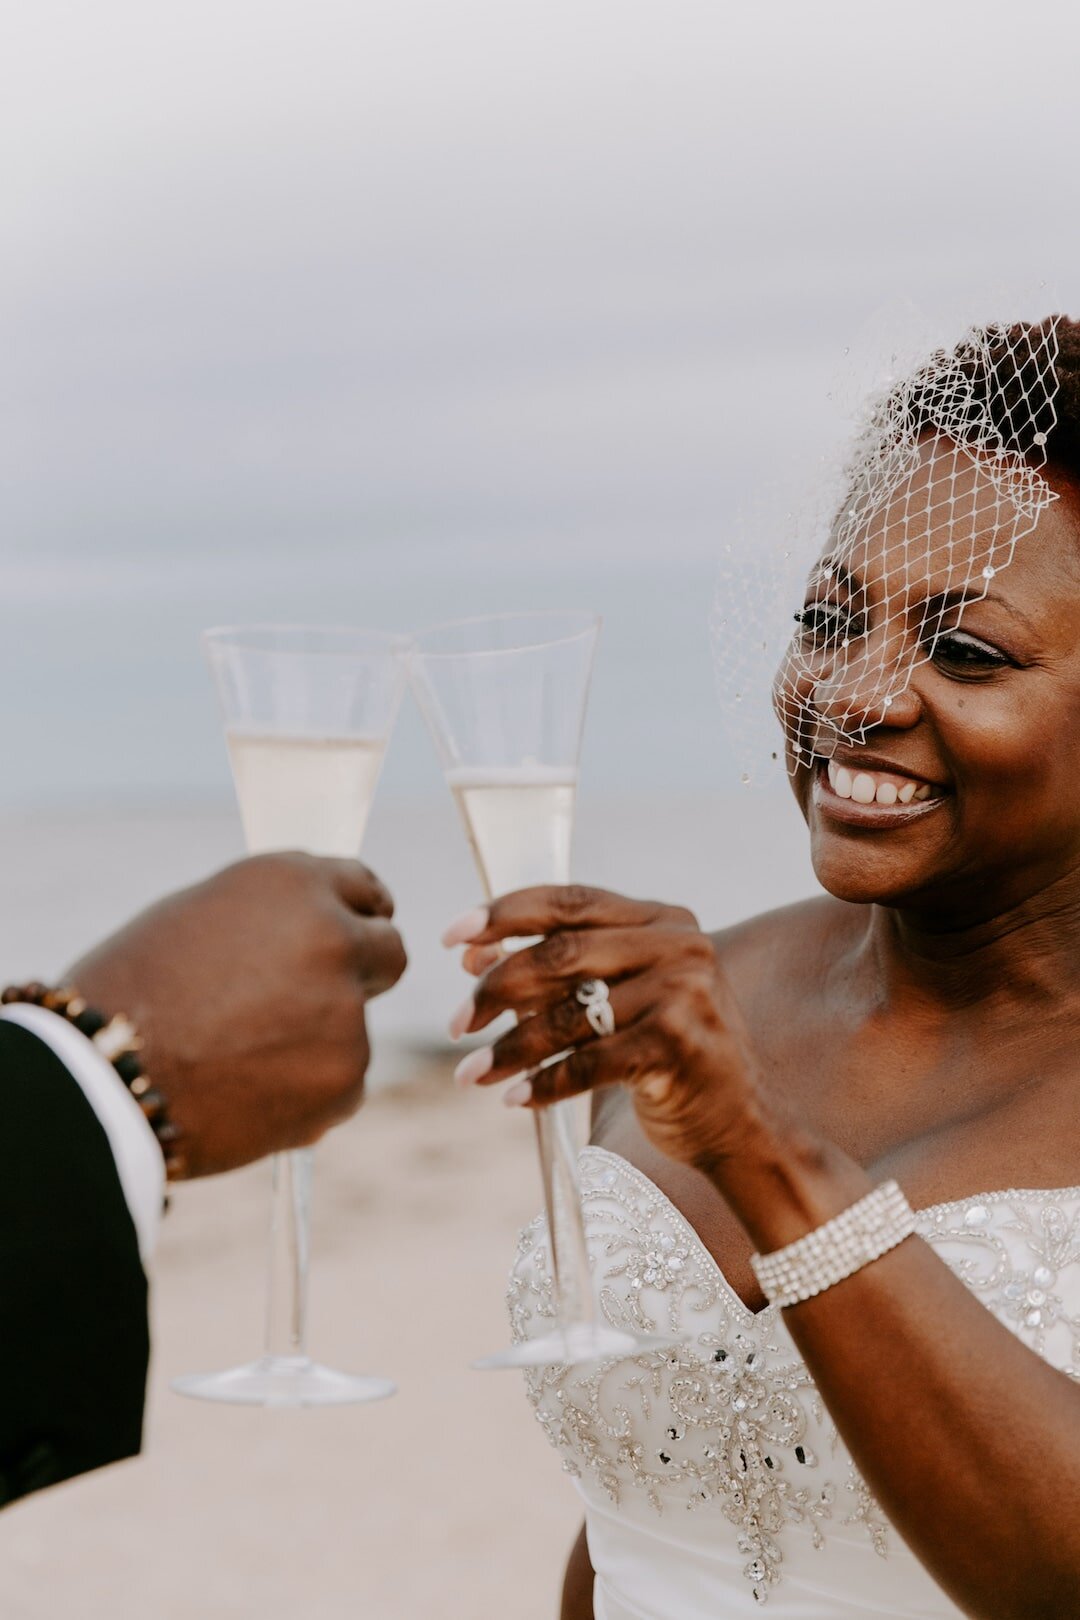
[810,641,923,735]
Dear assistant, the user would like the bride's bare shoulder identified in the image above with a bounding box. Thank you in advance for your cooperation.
[709,895,860,1003]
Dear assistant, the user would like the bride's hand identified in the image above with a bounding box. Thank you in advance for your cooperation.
[443,886,772,1175]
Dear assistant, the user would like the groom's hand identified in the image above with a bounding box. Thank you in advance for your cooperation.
[67,853,407,1177]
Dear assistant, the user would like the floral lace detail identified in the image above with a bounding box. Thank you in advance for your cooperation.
[914,1189,1080,1375]
[509,1151,883,1605]
[508,1150,1080,1607]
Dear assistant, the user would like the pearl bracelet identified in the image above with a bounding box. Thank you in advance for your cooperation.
[750,1180,915,1309]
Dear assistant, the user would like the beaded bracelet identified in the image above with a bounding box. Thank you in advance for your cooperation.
[750,1180,915,1309]
[1,982,187,1179]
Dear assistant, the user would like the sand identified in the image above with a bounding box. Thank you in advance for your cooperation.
[0,1056,582,1619]
[0,791,814,1618]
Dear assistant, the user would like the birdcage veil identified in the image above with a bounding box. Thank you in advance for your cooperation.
[712,307,1064,785]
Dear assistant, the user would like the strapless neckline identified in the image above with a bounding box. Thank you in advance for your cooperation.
[583,1143,1080,1321]
[510,1147,1080,1612]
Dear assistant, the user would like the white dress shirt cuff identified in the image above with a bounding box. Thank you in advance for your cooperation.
[0,1004,164,1264]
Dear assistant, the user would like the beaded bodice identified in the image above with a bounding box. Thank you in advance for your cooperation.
[508,1147,1080,1615]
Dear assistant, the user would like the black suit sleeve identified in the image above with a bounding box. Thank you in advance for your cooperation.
[0,1021,150,1505]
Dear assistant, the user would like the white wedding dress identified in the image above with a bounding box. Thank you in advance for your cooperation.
[509,1146,1080,1617]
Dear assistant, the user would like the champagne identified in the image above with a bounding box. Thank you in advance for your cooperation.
[227,731,386,856]
[446,764,577,898]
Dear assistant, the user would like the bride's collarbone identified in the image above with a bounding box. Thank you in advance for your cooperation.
[782,1032,1080,1214]
[591,1040,1080,1305]
[589,912,1080,1291]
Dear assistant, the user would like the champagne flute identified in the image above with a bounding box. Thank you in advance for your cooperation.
[410,612,673,1369]
[172,625,407,1407]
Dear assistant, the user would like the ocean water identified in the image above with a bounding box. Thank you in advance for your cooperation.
[0,787,820,1075]
[0,541,820,1067]
[0,542,768,811]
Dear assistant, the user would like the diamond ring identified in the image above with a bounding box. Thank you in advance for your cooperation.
[576,978,615,1038]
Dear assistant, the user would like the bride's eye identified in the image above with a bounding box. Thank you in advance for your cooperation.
[794,602,855,650]
[930,629,1010,677]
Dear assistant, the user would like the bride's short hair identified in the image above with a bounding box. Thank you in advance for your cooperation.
[902,314,1080,482]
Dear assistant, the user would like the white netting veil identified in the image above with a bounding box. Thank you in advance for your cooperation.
[713,315,1064,783]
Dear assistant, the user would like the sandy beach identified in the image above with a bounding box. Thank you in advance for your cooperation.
[0,1057,585,1620]
[0,791,816,1618]
[6,0,1070,1608]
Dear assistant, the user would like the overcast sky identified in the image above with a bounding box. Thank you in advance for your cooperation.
[2,0,1079,803]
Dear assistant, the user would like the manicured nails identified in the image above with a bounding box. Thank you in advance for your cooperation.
[502,1078,533,1108]
[448,994,476,1041]
[637,1071,674,1104]
[462,942,503,976]
[453,1046,494,1087]
[441,907,490,948]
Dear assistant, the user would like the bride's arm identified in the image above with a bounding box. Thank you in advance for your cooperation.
[560,1524,595,1620]
[711,1133,1079,1620]
[448,886,1080,1620]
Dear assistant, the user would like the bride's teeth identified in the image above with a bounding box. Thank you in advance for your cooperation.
[828,763,935,808]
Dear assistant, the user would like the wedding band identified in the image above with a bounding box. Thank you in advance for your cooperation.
[576,978,615,1038]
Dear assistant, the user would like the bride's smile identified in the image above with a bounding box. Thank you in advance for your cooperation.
[778,447,1080,921]
[458,315,1080,1620]
[813,755,944,821]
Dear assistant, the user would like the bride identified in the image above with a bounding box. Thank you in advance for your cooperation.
[444,314,1080,1618]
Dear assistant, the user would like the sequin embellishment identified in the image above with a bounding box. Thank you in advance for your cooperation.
[508,1150,1080,1606]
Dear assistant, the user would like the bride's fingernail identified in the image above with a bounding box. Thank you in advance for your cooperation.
[463,943,502,976]
[441,907,490,948]
[638,1071,674,1104]
[453,1047,494,1087]
[502,1078,533,1107]
[448,995,476,1041]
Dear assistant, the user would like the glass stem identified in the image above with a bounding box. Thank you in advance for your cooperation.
[534,1100,595,1332]
[263,1147,314,1363]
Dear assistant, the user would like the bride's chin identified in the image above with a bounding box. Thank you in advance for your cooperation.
[808,842,931,907]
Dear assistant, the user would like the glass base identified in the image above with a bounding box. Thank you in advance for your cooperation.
[171,1353,397,1408]
[472,1324,678,1371]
